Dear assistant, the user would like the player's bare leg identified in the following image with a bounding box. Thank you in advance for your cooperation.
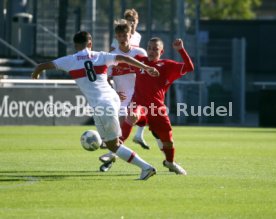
[103,138,156,180]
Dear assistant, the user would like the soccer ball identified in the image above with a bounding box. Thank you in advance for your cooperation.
[80,130,102,151]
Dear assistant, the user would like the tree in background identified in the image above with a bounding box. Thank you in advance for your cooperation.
[194,0,262,20]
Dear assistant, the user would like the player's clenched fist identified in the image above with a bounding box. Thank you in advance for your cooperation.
[172,39,184,50]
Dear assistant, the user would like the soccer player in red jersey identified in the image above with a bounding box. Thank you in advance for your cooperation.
[120,37,194,175]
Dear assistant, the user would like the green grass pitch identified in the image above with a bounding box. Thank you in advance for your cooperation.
[0,126,276,218]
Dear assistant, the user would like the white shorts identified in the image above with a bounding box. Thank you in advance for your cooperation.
[92,96,122,142]
[113,74,136,116]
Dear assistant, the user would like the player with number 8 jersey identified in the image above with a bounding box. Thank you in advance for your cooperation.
[31,31,159,180]
[53,48,119,108]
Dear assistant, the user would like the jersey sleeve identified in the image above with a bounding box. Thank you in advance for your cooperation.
[165,60,187,82]
[52,56,73,72]
[165,48,194,82]
[100,52,118,67]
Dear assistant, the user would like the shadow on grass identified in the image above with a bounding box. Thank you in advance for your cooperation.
[0,170,139,182]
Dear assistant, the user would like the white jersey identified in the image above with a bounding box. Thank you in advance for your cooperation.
[53,48,122,141]
[110,46,147,77]
[109,47,147,116]
[53,48,119,108]
[111,31,141,49]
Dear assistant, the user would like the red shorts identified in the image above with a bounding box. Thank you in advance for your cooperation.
[129,104,173,142]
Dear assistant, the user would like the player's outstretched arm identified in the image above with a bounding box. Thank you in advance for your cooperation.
[173,39,194,72]
[31,62,55,79]
[115,55,159,77]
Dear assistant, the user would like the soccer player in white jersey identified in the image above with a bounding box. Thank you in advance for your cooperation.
[31,31,158,180]
[110,9,141,50]
[110,9,148,149]
[111,20,147,132]
[98,19,149,172]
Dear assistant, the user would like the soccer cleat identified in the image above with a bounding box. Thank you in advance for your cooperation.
[163,160,187,175]
[99,152,117,164]
[140,167,156,180]
[99,152,117,172]
[133,136,150,150]
[99,160,113,172]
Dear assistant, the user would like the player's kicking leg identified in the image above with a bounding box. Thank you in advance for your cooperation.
[99,129,156,172]
[95,106,156,179]
[105,138,156,180]
[99,111,150,172]
[99,129,151,172]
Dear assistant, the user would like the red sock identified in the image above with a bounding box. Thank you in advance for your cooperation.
[120,120,133,142]
[163,147,175,162]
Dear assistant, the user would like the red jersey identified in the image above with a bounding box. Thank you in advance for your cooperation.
[132,48,194,107]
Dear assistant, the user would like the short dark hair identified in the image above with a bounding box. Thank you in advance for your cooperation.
[73,31,92,44]
[114,19,131,34]
[149,37,164,47]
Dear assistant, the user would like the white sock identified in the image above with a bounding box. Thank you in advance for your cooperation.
[116,145,151,170]
[155,138,165,155]
[135,126,145,139]
[156,138,163,150]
